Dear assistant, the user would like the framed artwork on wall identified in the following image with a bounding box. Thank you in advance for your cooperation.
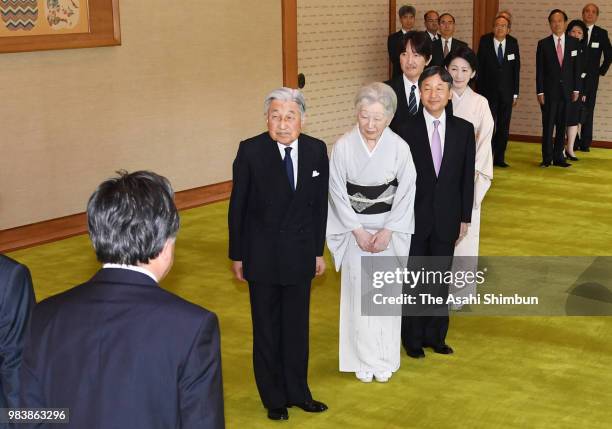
[0,0,120,53]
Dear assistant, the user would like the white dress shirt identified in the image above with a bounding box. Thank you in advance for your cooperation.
[423,108,446,153]
[427,31,438,41]
[587,24,594,44]
[278,139,298,185]
[402,75,420,110]
[441,37,454,52]
[103,263,158,282]
[554,33,565,54]
[493,38,506,57]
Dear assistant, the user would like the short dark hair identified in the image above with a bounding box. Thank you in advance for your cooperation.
[566,19,589,44]
[399,5,416,18]
[548,9,568,23]
[444,46,479,79]
[400,31,432,60]
[424,10,439,20]
[438,13,455,24]
[87,170,180,265]
[418,65,453,89]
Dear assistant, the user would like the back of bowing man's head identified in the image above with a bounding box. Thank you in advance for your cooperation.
[87,170,180,281]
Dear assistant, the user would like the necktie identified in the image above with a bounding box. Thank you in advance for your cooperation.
[497,43,504,65]
[443,40,450,57]
[587,27,591,44]
[408,85,417,115]
[284,146,295,191]
[431,120,442,177]
[556,37,563,67]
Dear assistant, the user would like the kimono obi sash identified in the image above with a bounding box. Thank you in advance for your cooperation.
[346,178,398,214]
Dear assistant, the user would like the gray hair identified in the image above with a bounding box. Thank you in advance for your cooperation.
[264,87,306,116]
[354,82,398,119]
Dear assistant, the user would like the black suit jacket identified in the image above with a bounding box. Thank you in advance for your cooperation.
[19,268,224,429]
[397,110,475,242]
[584,25,611,87]
[536,35,582,101]
[0,255,35,408]
[385,74,419,133]
[388,30,405,78]
[228,132,329,284]
[477,33,520,102]
[430,37,468,67]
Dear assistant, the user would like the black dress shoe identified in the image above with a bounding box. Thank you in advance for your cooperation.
[431,344,454,354]
[580,147,590,152]
[288,399,328,413]
[267,407,288,420]
[539,161,551,167]
[553,161,571,167]
[494,161,510,168]
[405,347,425,358]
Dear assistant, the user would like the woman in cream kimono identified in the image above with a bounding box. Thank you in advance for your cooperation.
[327,82,416,383]
[445,47,494,306]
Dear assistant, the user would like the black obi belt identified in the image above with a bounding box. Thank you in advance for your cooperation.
[346,178,398,214]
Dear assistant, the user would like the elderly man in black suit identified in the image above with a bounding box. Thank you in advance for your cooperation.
[536,9,582,167]
[477,15,521,167]
[578,3,611,151]
[388,5,417,78]
[20,171,224,429]
[430,13,468,67]
[424,10,440,41]
[228,87,329,421]
[397,66,475,358]
[0,255,35,408]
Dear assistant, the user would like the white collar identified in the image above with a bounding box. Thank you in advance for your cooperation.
[102,263,158,282]
[402,74,418,88]
[441,36,453,44]
[423,107,446,125]
[277,139,298,152]
[553,33,565,42]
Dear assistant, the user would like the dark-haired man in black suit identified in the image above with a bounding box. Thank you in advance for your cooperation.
[386,30,432,133]
[20,171,224,429]
[0,254,35,408]
[388,5,417,78]
[228,88,329,421]
[478,15,521,167]
[397,66,475,359]
[430,13,468,67]
[536,9,582,167]
[579,3,611,151]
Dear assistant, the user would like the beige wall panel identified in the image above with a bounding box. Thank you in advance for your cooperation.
[499,1,612,141]
[0,0,283,229]
[297,1,390,146]
[396,1,474,46]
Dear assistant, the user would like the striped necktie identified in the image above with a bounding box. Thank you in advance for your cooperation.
[408,85,417,115]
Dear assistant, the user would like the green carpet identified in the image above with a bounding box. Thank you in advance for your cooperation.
[9,143,612,428]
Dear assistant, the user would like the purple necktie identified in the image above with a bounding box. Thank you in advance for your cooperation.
[431,119,442,176]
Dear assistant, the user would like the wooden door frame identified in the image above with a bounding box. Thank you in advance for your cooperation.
[282,0,298,88]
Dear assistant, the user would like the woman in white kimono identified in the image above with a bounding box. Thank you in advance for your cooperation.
[445,47,494,306]
[327,82,416,383]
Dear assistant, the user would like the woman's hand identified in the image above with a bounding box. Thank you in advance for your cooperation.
[371,228,392,253]
[353,228,374,252]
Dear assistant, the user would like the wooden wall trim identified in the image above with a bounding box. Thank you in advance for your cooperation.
[509,134,612,148]
[0,181,232,254]
[473,0,499,51]
[282,0,298,88]
[389,0,396,79]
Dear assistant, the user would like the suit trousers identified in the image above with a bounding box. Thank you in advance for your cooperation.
[540,97,568,164]
[248,281,312,409]
[401,234,454,351]
[581,85,598,148]
[488,97,514,163]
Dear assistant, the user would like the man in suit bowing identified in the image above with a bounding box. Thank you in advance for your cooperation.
[430,13,468,67]
[20,171,224,429]
[388,5,417,79]
[386,31,432,133]
[579,3,611,151]
[477,15,521,168]
[536,9,582,167]
[228,88,329,421]
[397,66,475,358]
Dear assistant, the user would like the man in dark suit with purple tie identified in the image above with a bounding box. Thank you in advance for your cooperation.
[536,9,582,167]
[20,171,224,429]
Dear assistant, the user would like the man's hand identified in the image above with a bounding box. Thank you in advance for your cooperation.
[455,222,469,246]
[581,95,587,103]
[232,261,245,282]
[571,91,580,102]
[353,228,374,252]
[371,228,392,253]
[537,94,545,106]
[512,98,518,107]
[315,256,326,276]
